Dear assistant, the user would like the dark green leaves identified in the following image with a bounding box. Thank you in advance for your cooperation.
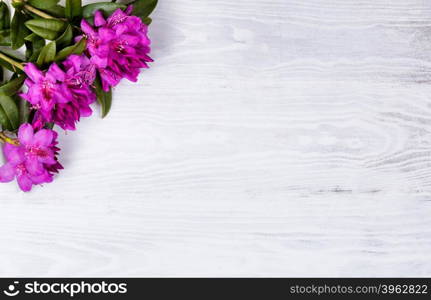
[0,75,26,96]
[25,34,46,62]
[0,2,11,30]
[28,0,61,10]
[37,41,56,66]
[42,5,66,18]
[0,93,19,131]
[66,0,82,20]
[18,97,29,125]
[56,24,73,48]
[11,10,30,49]
[0,30,11,47]
[82,2,126,19]
[24,33,41,43]
[55,38,86,61]
[94,77,112,118]
[132,0,158,21]
[25,19,67,40]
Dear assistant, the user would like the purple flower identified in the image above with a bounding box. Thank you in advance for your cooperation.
[21,57,96,131]
[21,63,71,124]
[0,124,62,192]
[81,6,153,91]
[63,54,97,118]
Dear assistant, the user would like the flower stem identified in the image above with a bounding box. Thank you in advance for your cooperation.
[22,3,56,19]
[11,0,57,19]
[0,52,24,71]
[0,132,19,146]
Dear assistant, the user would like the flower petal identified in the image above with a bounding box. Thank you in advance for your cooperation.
[94,10,106,27]
[32,171,53,184]
[46,63,66,82]
[24,63,44,82]
[80,19,95,35]
[25,159,44,176]
[0,163,15,182]
[17,174,33,192]
[33,129,53,147]
[4,144,24,165]
[18,124,34,146]
[125,5,133,15]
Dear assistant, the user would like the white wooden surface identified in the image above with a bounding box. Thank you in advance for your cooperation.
[0,0,431,277]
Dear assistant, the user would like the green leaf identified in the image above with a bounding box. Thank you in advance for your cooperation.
[143,17,152,25]
[66,0,82,20]
[56,24,73,48]
[0,29,10,37]
[18,96,29,125]
[25,19,67,40]
[26,36,46,62]
[0,2,11,30]
[0,93,19,130]
[0,76,26,96]
[132,0,158,20]
[28,0,60,9]
[0,29,11,47]
[94,77,112,118]
[24,33,40,42]
[55,37,86,61]
[82,2,126,19]
[11,10,30,50]
[0,105,11,130]
[42,5,66,18]
[37,41,56,66]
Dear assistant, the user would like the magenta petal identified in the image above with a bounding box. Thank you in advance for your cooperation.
[108,8,127,24]
[63,54,82,71]
[91,55,108,68]
[0,163,15,182]
[94,10,106,26]
[17,174,33,192]
[32,172,53,184]
[46,63,66,82]
[40,155,56,166]
[81,19,95,35]
[99,28,115,40]
[80,106,93,117]
[33,129,53,147]
[18,124,34,146]
[24,63,44,82]
[4,144,23,165]
[25,159,44,176]
[125,5,133,15]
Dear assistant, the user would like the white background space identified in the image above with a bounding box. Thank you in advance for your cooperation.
[0,0,431,276]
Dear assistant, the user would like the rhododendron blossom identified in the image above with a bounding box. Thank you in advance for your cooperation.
[0,124,62,192]
[81,6,153,91]
[21,57,96,131]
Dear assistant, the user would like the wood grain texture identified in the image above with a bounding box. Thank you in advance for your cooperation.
[0,0,431,277]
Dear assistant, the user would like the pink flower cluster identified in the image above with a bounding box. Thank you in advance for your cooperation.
[0,6,152,191]
[0,124,62,192]
[81,7,153,91]
[21,56,96,131]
